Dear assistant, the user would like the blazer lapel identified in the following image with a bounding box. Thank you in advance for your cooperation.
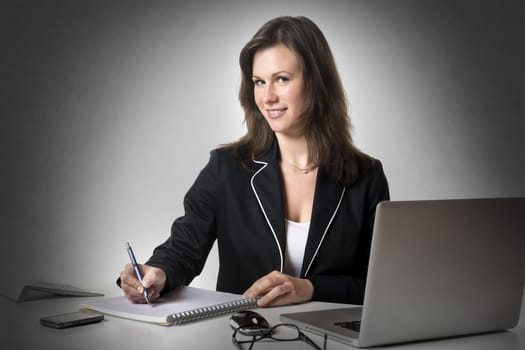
[302,167,346,276]
[250,140,346,276]
[250,142,286,272]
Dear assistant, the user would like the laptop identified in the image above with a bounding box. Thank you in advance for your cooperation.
[281,197,525,347]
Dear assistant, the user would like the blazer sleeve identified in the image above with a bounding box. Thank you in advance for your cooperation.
[145,150,220,293]
[307,160,390,304]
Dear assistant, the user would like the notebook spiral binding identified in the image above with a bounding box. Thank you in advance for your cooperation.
[167,297,259,325]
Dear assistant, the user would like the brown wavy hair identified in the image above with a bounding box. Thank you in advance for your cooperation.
[226,16,372,185]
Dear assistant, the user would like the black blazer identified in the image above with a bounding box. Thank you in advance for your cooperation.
[146,141,389,304]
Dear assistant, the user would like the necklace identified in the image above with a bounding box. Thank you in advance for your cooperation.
[282,158,318,174]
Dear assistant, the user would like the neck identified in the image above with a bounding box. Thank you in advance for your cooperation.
[276,133,311,169]
[277,134,309,166]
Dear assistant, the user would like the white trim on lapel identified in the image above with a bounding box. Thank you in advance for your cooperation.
[250,159,284,272]
[304,187,346,276]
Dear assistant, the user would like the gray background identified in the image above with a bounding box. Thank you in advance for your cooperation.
[2,0,524,297]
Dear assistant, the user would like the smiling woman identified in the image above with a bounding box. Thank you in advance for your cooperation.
[252,44,306,138]
[3,0,524,314]
[233,16,376,188]
[119,15,389,308]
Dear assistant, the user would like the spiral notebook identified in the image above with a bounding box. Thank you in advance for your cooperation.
[81,286,258,326]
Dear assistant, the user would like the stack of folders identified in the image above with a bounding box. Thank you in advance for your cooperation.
[2,280,104,302]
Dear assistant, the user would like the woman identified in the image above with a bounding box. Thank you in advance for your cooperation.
[119,16,389,307]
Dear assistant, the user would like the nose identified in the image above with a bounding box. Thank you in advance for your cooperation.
[263,85,278,104]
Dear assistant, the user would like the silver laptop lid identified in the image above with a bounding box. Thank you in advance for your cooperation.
[359,197,525,347]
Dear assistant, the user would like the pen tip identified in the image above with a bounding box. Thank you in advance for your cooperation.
[125,242,130,249]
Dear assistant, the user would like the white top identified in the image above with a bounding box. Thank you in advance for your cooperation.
[283,220,310,277]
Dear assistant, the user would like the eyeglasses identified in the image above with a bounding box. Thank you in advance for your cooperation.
[232,323,327,350]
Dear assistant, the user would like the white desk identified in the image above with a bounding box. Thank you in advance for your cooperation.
[1,295,524,350]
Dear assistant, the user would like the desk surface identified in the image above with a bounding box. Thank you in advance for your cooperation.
[1,295,524,350]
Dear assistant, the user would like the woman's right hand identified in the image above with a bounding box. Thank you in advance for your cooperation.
[119,263,166,303]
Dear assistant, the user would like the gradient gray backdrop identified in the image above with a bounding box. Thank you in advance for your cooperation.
[2,0,524,298]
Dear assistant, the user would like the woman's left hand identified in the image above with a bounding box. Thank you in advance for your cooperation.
[243,270,314,307]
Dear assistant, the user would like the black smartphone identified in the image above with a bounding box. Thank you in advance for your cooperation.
[40,311,104,329]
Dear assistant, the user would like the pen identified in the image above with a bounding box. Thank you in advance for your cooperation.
[126,242,151,304]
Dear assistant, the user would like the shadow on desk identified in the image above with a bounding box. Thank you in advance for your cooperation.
[373,330,520,350]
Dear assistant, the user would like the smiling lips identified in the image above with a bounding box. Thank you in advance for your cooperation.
[266,108,287,119]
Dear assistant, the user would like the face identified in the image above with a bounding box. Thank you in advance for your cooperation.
[252,44,306,137]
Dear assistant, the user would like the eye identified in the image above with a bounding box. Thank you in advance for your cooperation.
[252,79,265,86]
[276,76,289,84]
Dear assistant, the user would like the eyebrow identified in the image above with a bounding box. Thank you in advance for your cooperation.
[252,71,293,80]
